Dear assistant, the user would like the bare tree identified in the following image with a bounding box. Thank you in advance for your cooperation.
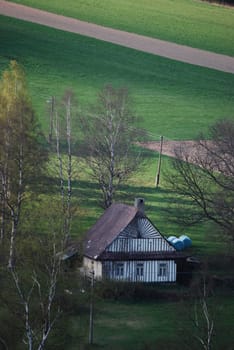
[51,90,77,244]
[193,276,214,350]
[47,96,55,144]
[10,241,61,350]
[167,119,234,240]
[80,85,146,208]
[0,230,64,350]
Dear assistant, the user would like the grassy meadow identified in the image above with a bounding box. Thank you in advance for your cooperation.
[91,296,234,349]
[1,16,234,140]
[1,15,234,238]
[8,0,234,55]
[1,4,234,349]
[0,13,233,249]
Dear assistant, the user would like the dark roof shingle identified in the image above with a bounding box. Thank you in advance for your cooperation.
[84,203,139,259]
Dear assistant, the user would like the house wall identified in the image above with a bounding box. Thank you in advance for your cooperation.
[107,238,174,253]
[83,256,102,279]
[119,217,168,239]
[103,217,177,282]
[102,260,177,283]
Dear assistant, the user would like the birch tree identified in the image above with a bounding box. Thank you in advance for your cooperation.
[80,85,146,208]
[0,232,63,350]
[0,61,47,266]
[49,89,77,244]
[0,61,63,350]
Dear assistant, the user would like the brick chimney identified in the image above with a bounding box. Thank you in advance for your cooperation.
[134,198,145,214]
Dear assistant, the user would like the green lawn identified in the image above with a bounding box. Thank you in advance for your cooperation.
[1,9,234,349]
[1,14,233,254]
[84,294,234,349]
[94,300,183,349]
[1,1,234,348]
[48,289,234,349]
[1,16,234,141]
[8,0,234,56]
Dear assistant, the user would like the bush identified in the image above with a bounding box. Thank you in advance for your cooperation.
[204,0,234,5]
[95,280,187,301]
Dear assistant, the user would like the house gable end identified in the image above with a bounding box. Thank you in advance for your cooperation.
[118,216,162,239]
[106,216,175,253]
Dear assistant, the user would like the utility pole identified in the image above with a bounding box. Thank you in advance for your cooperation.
[88,262,94,345]
[155,135,163,188]
[48,96,55,144]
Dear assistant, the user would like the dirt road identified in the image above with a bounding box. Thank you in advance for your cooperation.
[1,0,234,74]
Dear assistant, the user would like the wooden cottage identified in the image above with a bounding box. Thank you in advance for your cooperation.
[83,199,189,283]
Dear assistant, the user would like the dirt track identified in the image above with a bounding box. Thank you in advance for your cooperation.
[140,140,213,164]
[1,0,234,74]
[140,141,197,158]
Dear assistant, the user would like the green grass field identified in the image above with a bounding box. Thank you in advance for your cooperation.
[1,16,234,141]
[1,14,233,249]
[71,295,234,349]
[1,6,234,349]
[8,0,234,56]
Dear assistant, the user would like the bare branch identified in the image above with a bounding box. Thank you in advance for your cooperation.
[80,85,147,208]
[167,119,234,239]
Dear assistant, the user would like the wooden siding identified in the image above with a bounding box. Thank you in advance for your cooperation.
[138,218,162,238]
[83,214,180,283]
[102,260,177,282]
[119,217,162,239]
[107,238,175,253]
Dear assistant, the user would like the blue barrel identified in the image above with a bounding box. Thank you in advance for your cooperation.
[179,235,192,248]
[171,238,184,251]
[167,236,177,243]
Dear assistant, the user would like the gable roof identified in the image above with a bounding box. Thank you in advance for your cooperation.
[84,203,141,259]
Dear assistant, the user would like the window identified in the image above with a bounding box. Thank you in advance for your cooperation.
[136,263,144,277]
[158,262,168,277]
[115,262,124,277]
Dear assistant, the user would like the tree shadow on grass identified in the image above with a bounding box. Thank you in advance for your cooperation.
[75,180,191,233]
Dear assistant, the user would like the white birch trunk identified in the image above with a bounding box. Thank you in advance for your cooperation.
[54,110,64,205]
[65,94,72,243]
[194,277,214,350]
[8,142,23,268]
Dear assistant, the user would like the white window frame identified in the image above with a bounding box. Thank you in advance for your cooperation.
[158,262,168,277]
[136,262,144,277]
[115,262,124,277]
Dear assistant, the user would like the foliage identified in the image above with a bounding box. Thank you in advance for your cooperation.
[0,60,48,266]
[95,280,187,301]
[0,234,89,350]
[0,60,47,192]
[204,0,234,5]
[0,62,72,350]
[0,5,234,347]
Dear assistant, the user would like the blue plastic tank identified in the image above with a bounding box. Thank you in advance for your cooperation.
[179,235,192,248]
[171,238,184,251]
[167,236,177,242]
